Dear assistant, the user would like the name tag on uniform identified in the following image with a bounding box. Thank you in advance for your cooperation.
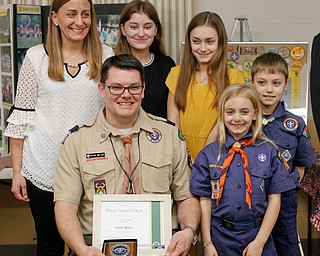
[211,180,220,199]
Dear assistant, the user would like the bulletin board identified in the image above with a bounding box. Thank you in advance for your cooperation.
[227,42,308,121]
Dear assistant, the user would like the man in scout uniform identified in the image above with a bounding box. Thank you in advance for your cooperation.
[251,52,316,256]
[54,54,200,256]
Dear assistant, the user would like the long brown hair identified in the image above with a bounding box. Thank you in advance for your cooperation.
[175,11,229,112]
[114,0,165,55]
[46,0,102,81]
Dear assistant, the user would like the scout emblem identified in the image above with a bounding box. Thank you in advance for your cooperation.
[281,149,292,162]
[211,180,220,199]
[146,128,162,143]
[283,118,298,131]
[94,179,107,194]
[258,153,267,163]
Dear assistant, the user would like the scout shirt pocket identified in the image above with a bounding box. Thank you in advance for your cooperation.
[251,167,272,203]
[275,136,298,164]
[141,155,171,193]
[82,161,116,201]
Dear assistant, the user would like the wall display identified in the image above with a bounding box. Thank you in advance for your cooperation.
[0,5,43,152]
[95,4,125,49]
[0,5,12,152]
[227,42,309,121]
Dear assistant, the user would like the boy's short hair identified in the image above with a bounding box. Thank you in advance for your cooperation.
[251,52,288,81]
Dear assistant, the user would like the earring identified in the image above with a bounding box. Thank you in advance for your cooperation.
[54,22,58,26]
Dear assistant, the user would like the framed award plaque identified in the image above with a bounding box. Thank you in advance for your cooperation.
[92,194,172,256]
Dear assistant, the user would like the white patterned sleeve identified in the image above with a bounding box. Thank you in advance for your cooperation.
[4,55,38,138]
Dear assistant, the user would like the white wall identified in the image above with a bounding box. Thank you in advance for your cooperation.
[195,0,320,119]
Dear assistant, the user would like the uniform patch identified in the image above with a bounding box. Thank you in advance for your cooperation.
[146,128,162,143]
[86,152,107,162]
[178,129,186,141]
[281,149,292,162]
[94,179,107,194]
[283,118,298,131]
[303,127,310,138]
[258,153,267,162]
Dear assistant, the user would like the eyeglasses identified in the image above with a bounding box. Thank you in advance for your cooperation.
[103,83,144,95]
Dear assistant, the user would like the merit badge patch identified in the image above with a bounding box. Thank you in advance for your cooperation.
[281,149,292,162]
[94,179,107,194]
[178,129,186,141]
[303,127,310,138]
[257,153,267,163]
[283,118,298,131]
[146,128,162,143]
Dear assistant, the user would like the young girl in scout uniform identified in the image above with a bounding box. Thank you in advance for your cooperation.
[190,83,295,255]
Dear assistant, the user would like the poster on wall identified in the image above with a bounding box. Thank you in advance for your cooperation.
[227,42,308,121]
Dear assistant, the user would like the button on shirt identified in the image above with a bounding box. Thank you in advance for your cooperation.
[191,132,296,222]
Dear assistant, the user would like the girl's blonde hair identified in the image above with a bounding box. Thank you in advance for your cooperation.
[217,83,265,147]
[175,11,229,112]
[115,0,166,55]
[46,0,102,81]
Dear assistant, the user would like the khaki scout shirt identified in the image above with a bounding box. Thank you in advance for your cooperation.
[54,108,193,235]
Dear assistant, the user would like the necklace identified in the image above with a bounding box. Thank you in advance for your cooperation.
[65,61,87,68]
[196,76,208,92]
[66,63,79,68]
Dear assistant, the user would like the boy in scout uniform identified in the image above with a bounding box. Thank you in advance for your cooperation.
[54,54,200,256]
[251,52,317,256]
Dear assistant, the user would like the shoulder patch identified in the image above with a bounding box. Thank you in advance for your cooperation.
[283,118,298,131]
[303,127,310,138]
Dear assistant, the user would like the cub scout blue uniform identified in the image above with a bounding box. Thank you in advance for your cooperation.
[54,108,193,235]
[191,132,296,256]
[262,101,317,256]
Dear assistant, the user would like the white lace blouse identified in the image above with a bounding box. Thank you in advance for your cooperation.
[4,44,114,192]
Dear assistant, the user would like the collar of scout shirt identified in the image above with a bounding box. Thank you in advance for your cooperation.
[96,107,155,142]
[263,100,287,122]
[225,130,253,149]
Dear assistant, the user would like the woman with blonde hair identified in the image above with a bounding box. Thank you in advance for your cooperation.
[4,0,113,255]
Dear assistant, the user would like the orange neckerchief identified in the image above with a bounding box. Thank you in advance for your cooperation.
[216,138,253,209]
